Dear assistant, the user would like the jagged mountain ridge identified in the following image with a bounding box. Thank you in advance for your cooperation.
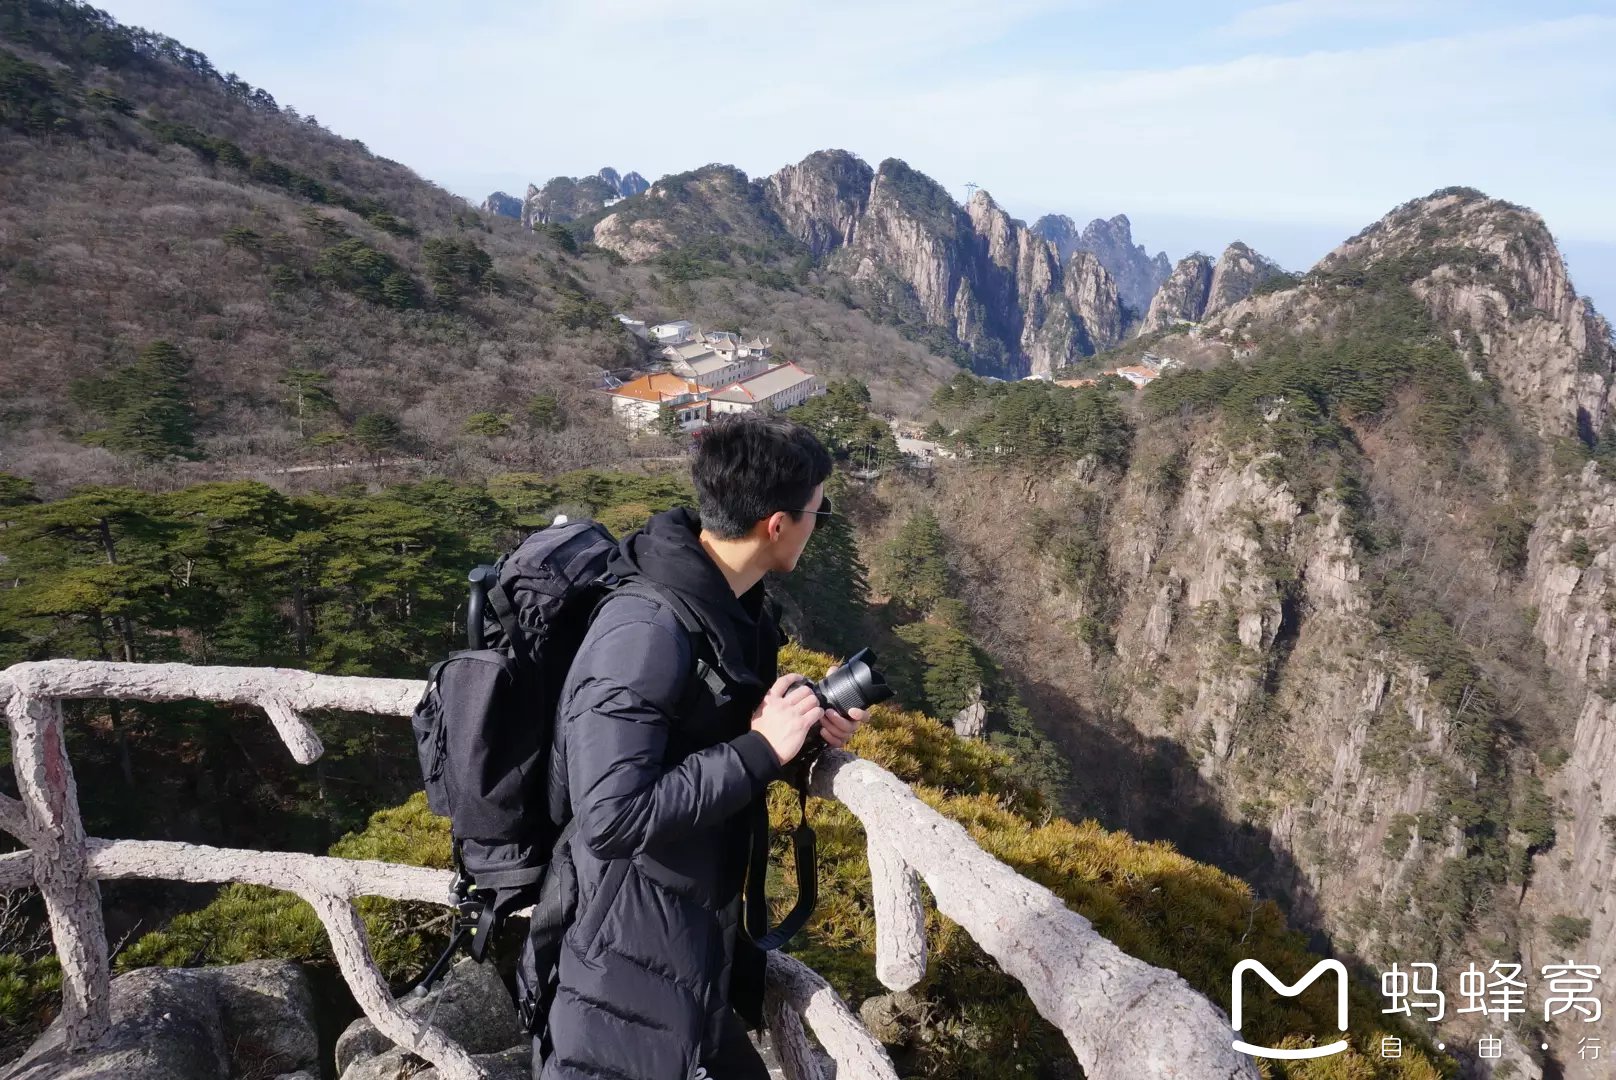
[587,151,1292,379]
[1032,212,1173,315]
[1138,242,1286,334]
[484,166,650,229]
[591,150,1132,378]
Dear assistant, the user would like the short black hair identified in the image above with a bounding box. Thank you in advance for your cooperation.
[691,414,833,540]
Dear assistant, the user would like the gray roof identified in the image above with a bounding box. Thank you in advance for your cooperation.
[708,364,818,402]
[681,358,726,378]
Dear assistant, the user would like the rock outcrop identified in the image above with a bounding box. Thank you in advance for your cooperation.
[597,167,648,199]
[480,191,522,220]
[1034,213,1173,315]
[765,149,871,257]
[335,957,525,1076]
[1140,253,1215,333]
[1063,251,1125,354]
[963,190,1081,378]
[1140,243,1286,333]
[330,953,790,1080]
[1317,188,1615,440]
[1203,242,1286,319]
[520,166,647,229]
[8,961,318,1080]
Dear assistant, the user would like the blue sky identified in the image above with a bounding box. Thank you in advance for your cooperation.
[100,0,1616,309]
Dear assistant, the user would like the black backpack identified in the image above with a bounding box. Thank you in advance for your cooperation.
[408,516,816,1032]
[407,520,621,985]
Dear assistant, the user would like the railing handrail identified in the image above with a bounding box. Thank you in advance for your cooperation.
[1,660,1256,1080]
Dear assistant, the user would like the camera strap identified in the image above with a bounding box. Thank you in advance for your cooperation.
[744,764,816,952]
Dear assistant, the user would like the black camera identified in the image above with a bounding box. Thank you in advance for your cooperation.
[792,647,894,760]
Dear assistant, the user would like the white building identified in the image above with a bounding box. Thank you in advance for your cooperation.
[662,341,718,368]
[670,349,771,390]
[599,372,709,433]
[650,320,695,345]
[706,363,824,415]
[614,314,648,338]
[724,336,772,360]
[896,436,956,467]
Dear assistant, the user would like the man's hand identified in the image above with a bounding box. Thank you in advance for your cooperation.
[751,673,824,766]
[817,663,868,749]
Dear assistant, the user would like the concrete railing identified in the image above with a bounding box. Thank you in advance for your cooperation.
[0,661,1258,1080]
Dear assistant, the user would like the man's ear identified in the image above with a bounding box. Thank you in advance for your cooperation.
[764,510,786,543]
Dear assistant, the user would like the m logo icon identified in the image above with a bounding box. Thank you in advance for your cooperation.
[1231,958,1350,1060]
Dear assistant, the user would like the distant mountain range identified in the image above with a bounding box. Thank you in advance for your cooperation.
[1031,213,1172,315]
[581,150,1286,379]
[482,167,649,229]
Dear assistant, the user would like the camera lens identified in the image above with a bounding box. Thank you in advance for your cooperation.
[814,648,893,715]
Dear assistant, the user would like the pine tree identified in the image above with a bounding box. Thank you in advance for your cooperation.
[463,411,513,437]
[0,472,39,508]
[278,369,337,438]
[352,413,402,459]
[655,404,684,438]
[875,508,950,616]
[380,272,420,310]
[72,341,198,460]
[423,237,493,306]
[526,393,565,431]
[892,619,986,719]
[769,477,872,657]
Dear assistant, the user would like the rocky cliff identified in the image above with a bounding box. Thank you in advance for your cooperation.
[1316,188,1615,442]
[764,148,872,257]
[1139,252,1214,333]
[1139,243,1284,333]
[927,188,1616,1079]
[517,166,647,228]
[1203,241,1286,319]
[1033,213,1173,315]
[593,150,1126,378]
[480,191,522,220]
[597,166,649,198]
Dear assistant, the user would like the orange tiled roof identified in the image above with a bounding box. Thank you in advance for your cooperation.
[607,372,704,403]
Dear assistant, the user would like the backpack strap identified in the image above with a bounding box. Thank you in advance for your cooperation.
[591,576,732,708]
[485,574,527,658]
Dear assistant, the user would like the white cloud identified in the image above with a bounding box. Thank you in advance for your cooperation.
[1218,0,1451,39]
[94,1,1616,255]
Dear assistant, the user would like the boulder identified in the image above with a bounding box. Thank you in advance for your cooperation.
[341,1046,529,1080]
[336,957,524,1077]
[5,960,317,1080]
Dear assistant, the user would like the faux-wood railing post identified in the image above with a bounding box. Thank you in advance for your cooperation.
[5,690,111,1048]
[866,837,926,991]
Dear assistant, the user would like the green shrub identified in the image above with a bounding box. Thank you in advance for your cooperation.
[1546,914,1592,950]
[119,794,452,980]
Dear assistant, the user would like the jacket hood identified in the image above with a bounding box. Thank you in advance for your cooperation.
[605,507,767,688]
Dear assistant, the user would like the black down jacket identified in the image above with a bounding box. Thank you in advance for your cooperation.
[539,507,783,1079]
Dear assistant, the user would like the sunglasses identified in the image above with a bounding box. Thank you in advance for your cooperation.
[802,494,834,519]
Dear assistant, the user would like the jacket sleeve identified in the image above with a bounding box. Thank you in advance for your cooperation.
[562,607,782,861]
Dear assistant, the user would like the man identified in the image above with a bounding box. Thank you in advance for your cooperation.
[541,414,868,1080]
